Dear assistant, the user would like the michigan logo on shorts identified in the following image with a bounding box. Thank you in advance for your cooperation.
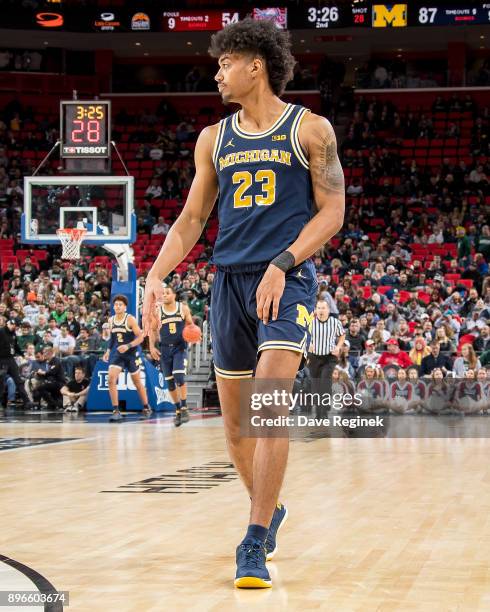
[295,304,314,332]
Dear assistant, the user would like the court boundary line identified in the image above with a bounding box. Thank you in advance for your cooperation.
[0,554,63,612]
[0,437,94,453]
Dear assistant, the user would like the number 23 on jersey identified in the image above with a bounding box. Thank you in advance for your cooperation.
[232,169,276,208]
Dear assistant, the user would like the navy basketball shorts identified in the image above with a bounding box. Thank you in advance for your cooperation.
[108,349,141,374]
[210,260,317,379]
[160,345,188,380]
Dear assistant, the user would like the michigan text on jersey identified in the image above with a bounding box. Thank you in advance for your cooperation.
[219,149,292,171]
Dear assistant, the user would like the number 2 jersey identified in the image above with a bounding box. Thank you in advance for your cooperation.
[108,313,141,374]
[110,313,137,354]
[212,103,313,267]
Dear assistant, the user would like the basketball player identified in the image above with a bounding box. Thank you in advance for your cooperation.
[103,295,152,422]
[142,18,344,587]
[149,286,193,427]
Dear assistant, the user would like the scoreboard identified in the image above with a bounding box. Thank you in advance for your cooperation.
[410,4,490,26]
[161,10,240,32]
[4,3,490,31]
[301,4,370,28]
[298,3,490,29]
[161,8,287,31]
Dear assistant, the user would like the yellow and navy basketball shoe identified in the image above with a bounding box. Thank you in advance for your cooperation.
[265,503,288,561]
[234,539,272,588]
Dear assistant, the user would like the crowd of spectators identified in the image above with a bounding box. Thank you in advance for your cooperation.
[0,92,489,414]
[355,59,447,90]
[307,93,490,413]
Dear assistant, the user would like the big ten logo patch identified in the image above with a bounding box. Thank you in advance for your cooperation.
[98,368,146,391]
[296,304,314,331]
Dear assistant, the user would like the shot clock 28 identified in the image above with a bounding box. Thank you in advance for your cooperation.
[60,100,111,158]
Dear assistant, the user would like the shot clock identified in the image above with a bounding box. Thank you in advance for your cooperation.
[60,100,111,158]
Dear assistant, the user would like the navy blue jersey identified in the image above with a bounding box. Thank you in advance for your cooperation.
[110,314,136,352]
[159,302,186,347]
[212,103,313,267]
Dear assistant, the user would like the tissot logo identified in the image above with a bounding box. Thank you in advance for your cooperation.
[63,146,107,154]
[36,12,64,27]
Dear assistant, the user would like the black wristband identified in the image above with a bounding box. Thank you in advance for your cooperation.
[270,250,295,273]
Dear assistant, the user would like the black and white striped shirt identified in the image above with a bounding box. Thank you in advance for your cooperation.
[310,316,345,356]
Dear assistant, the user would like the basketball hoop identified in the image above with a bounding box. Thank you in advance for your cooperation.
[56,228,87,260]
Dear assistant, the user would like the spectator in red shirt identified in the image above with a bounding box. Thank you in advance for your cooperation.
[378,338,413,368]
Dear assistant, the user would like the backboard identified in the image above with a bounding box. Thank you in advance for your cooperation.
[21,175,135,245]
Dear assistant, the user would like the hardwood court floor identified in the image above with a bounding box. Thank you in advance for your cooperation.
[1,411,490,611]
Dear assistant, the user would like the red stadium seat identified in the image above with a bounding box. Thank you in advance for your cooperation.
[398,290,412,304]
[1,255,17,267]
[33,250,48,261]
[444,273,461,282]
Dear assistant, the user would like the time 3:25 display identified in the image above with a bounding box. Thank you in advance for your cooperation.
[75,104,105,119]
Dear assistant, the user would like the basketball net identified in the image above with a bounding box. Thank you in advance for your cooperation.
[56,228,87,260]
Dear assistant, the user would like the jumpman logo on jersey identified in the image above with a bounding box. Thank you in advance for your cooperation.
[224,138,235,148]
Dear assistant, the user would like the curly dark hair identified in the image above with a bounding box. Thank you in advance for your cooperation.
[208,17,295,96]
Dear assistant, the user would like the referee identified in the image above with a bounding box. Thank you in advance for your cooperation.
[308,300,345,417]
[0,316,33,409]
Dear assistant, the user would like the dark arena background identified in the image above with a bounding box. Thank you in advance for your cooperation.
[0,0,490,609]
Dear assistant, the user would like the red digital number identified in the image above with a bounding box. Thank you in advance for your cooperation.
[70,119,100,143]
[87,120,100,143]
[354,14,365,23]
[71,119,84,143]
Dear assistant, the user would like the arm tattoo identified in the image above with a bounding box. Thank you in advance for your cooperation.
[311,130,345,196]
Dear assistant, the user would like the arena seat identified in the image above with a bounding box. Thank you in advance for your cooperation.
[445,273,461,282]
[1,255,19,271]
